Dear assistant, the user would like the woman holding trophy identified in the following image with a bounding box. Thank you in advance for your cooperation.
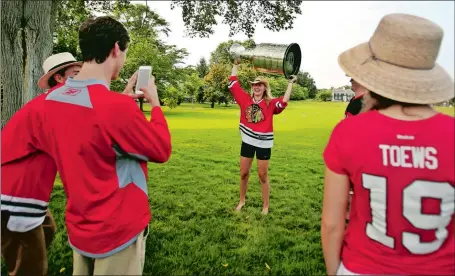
[228,51,298,215]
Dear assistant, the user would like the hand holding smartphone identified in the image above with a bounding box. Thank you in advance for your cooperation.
[135,66,153,95]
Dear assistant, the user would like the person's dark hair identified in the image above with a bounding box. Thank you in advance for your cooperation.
[48,67,69,88]
[369,91,426,110]
[78,16,130,64]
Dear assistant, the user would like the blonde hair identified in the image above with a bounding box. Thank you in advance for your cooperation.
[250,79,273,105]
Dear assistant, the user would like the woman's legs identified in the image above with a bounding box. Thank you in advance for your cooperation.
[257,159,270,215]
[235,156,254,211]
[256,146,271,215]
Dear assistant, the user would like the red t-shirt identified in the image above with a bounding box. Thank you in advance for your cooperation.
[323,110,455,275]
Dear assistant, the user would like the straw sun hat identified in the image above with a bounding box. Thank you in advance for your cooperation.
[338,13,454,104]
[250,76,270,89]
[38,52,83,89]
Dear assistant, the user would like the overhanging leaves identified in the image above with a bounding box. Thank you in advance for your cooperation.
[171,0,303,38]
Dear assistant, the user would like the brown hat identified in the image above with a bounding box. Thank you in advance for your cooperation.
[38,52,83,89]
[338,13,454,104]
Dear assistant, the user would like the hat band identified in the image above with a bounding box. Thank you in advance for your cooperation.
[48,60,78,73]
[361,41,432,70]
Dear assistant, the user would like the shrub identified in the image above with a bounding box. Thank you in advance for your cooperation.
[317,90,332,101]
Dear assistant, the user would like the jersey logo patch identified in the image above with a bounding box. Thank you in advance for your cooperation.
[245,103,264,123]
[62,88,82,96]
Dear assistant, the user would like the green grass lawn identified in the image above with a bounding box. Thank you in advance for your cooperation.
[4,101,454,275]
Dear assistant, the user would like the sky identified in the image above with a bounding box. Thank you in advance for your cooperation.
[143,1,454,89]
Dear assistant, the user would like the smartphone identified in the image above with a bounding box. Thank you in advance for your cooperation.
[135,66,152,94]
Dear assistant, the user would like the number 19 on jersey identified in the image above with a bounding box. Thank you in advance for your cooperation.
[362,173,455,255]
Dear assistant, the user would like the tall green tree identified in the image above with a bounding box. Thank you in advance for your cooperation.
[109,3,188,102]
[53,0,130,59]
[183,72,205,106]
[296,71,318,99]
[204,63,230,108]
[196,57,209,78]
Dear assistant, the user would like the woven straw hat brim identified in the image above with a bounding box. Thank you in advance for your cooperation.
[250,80,267,85]
[38,61,83,89]
[338,42,454,104]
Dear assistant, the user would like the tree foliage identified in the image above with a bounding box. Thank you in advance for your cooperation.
[53,0,131,59]
[183,72,205,103]
[204,63,229,108]
[268,78,308,100]
[196,57,209,78]
[296,71,318,99]
[317,89,332,101]
[108,3,188,101]
[170,0,303,38]
[209,39,256,66]
[53,1,189,105]
[111,2,171,38]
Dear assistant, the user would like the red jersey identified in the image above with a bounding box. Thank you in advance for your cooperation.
[2,95,57,232]
[323,110,455,275]
[228,76,288,148]
[2,78,172,258]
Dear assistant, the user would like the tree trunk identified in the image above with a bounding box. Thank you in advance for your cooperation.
[1,1,24,128]
[1,0,57,128]
[211,101,215,108]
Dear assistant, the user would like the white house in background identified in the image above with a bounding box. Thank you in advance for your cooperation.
[332,88,355,102]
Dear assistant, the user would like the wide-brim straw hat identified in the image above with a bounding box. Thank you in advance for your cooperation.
[38,52,83,89]
[338,13,454,104]
[250,76,270,88]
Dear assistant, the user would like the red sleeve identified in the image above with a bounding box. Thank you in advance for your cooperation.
[106,98,172,163]
[273,96,288,114]
[1,96,45,165]
[228,76,250,106]
[323,122,348,175]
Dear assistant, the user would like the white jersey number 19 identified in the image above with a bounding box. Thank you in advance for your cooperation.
[362,173,455,254]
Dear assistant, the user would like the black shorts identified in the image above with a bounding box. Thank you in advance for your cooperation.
[240,142,271,160]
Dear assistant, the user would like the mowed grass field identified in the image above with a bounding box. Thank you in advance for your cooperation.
[4,101,454,275]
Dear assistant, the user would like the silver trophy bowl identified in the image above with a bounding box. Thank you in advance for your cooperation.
[228,43,302,78]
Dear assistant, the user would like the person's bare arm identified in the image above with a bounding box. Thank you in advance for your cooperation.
[228,61,250,106]
[231,63,239,76]
[321,166,350,275]
[282,75,297,103]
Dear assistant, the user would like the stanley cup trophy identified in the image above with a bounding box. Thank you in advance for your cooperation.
[228,43,302,78]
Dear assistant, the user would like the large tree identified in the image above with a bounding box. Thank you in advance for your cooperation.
[0,0,129,128]
[53,0,131,59]
[1,0,58,128]
[296,71,318,99]
[109,3,188,102]
[196,57,209,79]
